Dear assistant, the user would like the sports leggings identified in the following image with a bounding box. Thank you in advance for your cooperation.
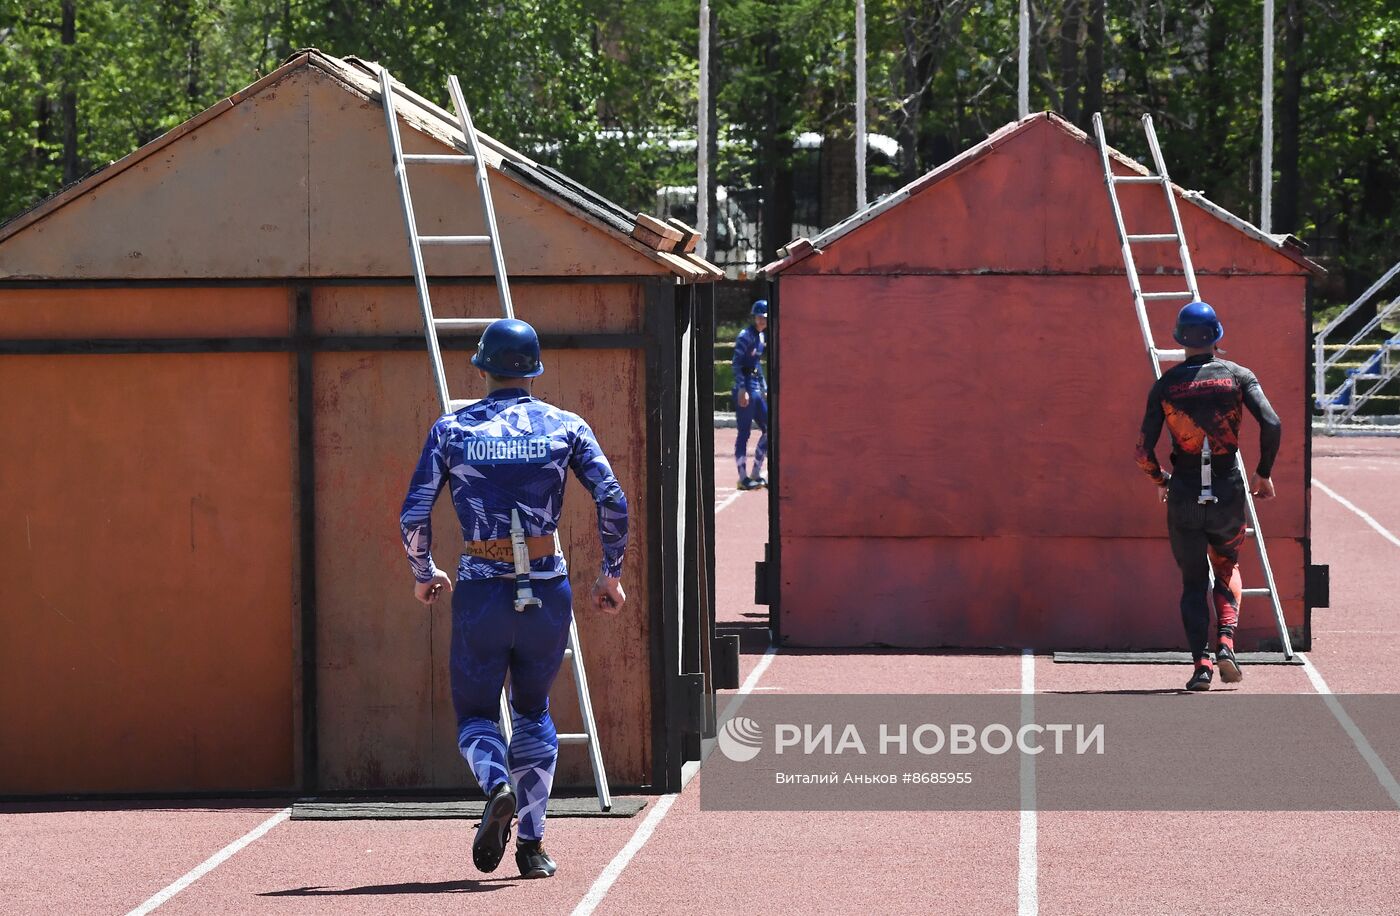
[451,575,572,841]
[1166,478,1246,664]
[734,388,768,479]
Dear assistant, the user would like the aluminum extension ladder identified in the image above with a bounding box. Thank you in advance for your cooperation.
[378,66,613,809]
[1092,112,1295,660]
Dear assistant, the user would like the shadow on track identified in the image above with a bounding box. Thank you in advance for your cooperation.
[260,877,516,896]
[1046,688,1205,695]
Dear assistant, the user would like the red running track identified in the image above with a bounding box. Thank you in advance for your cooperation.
[3,433,1398,914]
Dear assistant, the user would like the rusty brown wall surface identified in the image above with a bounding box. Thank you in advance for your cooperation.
[0,71,313,280]
[312,284,650,790]
[0,327,296,791]
[788,116,1310,279]
[0,286,292,338]
[304,67,667,279]
[775,268,1308,650]
[778,535,1305,652]
[778,273,1307,541]
[311,283,643,337]
[0,64,671,282]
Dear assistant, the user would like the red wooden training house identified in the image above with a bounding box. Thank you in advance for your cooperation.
[759,112,1326,652]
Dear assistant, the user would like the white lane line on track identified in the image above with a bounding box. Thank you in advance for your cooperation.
[714,490,744,514]
[717,643,779,726]
[1300,655,1400,809]
[1018,649,1038,916]
[569,794,678,916]
[1305,479,1400,808]
[1313,476,1400,549]
[126,807,290,915]
[572,644,779,916]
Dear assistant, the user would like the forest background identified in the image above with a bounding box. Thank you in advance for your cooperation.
[2,1,1396,301]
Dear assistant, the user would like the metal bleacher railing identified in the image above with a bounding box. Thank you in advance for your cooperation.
[1315,260,1400,436]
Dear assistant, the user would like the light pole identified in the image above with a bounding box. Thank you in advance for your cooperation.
[1261,0,1275,232]
[698,0,711,257]
[1018,0,1029,118]
[856,0,867,209]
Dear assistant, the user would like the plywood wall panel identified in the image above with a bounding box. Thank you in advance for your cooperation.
[779,535,1304,652]
[793,115,1309,279]
[778,273,1307,541]
[0,75,311,280]
[0,354,295,792]
[0,64,675,281]
[0,287,291,338]
[304,69,665,279]
[313,348,649,790]
[311,283,642,338]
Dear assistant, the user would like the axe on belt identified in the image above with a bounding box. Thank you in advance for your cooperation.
[1198,434,1218,505]
[510,509,543,613]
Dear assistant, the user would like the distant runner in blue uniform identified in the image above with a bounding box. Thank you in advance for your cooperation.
[732,298,769,490]
[399,318,628,879]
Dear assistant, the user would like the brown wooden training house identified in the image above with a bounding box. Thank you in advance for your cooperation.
[0,50,723,796]
[760,112,1328,653]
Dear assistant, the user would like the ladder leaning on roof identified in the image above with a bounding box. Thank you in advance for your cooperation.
[378,66,613,810]
[1092,112,1295,661]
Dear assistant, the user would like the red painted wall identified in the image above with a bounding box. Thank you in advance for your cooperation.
[774,116,1313,651]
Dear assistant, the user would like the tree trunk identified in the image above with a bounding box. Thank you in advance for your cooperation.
[758,33,794,263]
[1197,4,1231,203]
[61,0,80,185]
[1082,0,1105,129]
[897,11,925,182]
[760,144,795,263]
[819,131,857,227]
[33,96,51,170]
[1057,0,1084,123]
[1275,0,1304,234]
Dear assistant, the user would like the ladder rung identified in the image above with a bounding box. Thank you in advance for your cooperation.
[1113,174,1163,184]
[434,318,496,330]
[1141,291,1196,300]
[1245,527,1255,536]
[557,734,591,745]
[419,235,491,246]
[1127,234,1180,243]
[403,153,477,166]
[1242,588,1272,597]
[1153,348,1186,361]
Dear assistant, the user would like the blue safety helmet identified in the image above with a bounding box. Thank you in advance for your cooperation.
[471,318,544,378]
[1173,300,1224,348]
[751,299,768,318]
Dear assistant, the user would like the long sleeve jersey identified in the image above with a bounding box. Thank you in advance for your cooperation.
[731,324,767,394]
[1135,354,1282,485]
[399,388,628,583]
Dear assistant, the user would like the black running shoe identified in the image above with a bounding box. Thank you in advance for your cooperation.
[751,475,768,488]
[1185,664,1214,692]
[515,839,557,879]
[472,783,516,874]
[1216,645,1243,683]
[738,477,761,491]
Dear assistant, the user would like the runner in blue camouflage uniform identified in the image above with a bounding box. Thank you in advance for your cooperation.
[732,299,769,489]
[400,318,627,879]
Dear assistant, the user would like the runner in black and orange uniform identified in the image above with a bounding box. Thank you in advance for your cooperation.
[1136,302,1281,692]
